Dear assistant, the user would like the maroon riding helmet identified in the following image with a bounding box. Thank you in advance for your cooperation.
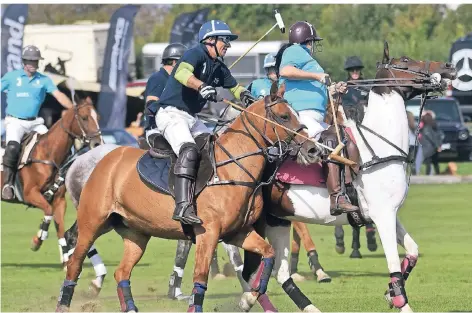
[289,21,323,54]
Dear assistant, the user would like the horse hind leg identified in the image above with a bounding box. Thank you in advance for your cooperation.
[293,221,331,283]
[52,186,68,270]
[113,225,151,313]
[24,186,55,252]
[168,239,192,301]
[266,223,320,312]
[349,226,362,259]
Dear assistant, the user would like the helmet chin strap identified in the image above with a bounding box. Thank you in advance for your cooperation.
[204,36,223,61]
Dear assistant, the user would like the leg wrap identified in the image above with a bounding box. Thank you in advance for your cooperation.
[290,253,299,274]
[188,282,206,312]
[281,277,312,310]
[401,255,417,281]
[175,240,192,268]
[307,250,323,273]
[57,280,77,308]
[351,226,361,250]
[250,257,274,294]
[117,280,137,312]
[388,272,408,309]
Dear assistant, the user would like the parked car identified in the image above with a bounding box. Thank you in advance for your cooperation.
[406,96,472,161]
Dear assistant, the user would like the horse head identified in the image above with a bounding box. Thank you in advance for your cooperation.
[62,95,103,150]
[234,91,322,165]
[374,41,457,99]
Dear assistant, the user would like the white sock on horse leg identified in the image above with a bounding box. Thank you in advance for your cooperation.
[88,245,107,277]
[371,210,401,273]
[58,238,68,263]
[38,215,53,240]
[266,225,291,284]
[173,266,184,296]
[396,217,419,257]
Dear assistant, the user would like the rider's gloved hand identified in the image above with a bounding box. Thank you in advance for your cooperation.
[198,83,217,102]
[320,73,332,86]
[240,90,256,107]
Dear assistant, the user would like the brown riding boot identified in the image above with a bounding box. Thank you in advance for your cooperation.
[326,162,359,216]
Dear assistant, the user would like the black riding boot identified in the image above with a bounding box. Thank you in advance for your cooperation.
[2,141,21,200]
[172,143,202,225]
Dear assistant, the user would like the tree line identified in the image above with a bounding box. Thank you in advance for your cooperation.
[22,4,472,80]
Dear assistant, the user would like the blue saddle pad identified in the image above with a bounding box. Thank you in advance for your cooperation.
[136,152,172,195]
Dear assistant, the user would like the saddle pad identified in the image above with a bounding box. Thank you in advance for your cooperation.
[276,159,326,188]
[136,136,214,198]
[136,152,172,194]
[18,132,39,170]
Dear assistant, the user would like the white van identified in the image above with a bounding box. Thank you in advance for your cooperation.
[141,40,285,85]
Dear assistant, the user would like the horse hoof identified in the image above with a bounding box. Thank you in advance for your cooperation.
[239,292,257,312]
[88,281,102,298]
[303,304,321,312]
[335,244,345,254]
[291,273,306,282]
[400,304,414,312]
[384,290,394,309]
[315,270,332,283]
[31,236,43,251]
[213,273,226,281]
[175,294,191,301]
[55,305,69,312]
[350,249,362,259]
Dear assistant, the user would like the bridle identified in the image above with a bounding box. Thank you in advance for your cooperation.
[343,58,451,178]
[205,96,307,224]
[60,103,102,147]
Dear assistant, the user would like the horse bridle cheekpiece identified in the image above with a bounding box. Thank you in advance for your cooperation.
[61,103,102,145]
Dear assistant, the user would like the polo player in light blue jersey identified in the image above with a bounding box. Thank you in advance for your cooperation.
[277,21,358,216]
[1,45,73,200]
[247,53,278,99]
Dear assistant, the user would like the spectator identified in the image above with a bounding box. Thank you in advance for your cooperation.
[420,111,443,175]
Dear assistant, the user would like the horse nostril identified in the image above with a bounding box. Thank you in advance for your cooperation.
[308,147,319,157]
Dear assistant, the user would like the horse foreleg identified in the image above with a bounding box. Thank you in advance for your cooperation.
[334,225,345,254]
[23,186,54,252]
[189,226,220,313]
[290,225,303,281]
[226,228,276,313]
[370,208,413,312]
[396,217,418,281]
[113,226,151,313]
[52,186,68,269]
[168,239,192,300]
[366,222,378,252]
[292,222,331,283]
[221,242,277,313]
[266,223,320,312]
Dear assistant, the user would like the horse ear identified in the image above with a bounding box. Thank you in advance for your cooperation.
[270,81,278,101]
[383,41,390,64]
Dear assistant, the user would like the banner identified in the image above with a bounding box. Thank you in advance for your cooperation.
[1,4,28,119]
[169,8,210,48]
[97,4,140,128]
[449,36,472,93]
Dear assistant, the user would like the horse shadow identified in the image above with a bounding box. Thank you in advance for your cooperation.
[0,262,152,269]
[298,270,385,278]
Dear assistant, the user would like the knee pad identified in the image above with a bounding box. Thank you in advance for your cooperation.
[174,143,200,178]
[320,127,338,149]
[3,141,21,168]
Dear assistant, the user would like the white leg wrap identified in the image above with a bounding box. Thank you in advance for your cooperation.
[90,254,107,277]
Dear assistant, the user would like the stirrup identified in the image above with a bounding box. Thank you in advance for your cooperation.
[330,194,357,216]
[2,184,15,200]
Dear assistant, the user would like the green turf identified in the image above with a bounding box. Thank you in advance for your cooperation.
[2,184,472,312]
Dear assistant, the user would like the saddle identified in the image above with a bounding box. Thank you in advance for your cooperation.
[18,132,40,170]
[136,133,214,198]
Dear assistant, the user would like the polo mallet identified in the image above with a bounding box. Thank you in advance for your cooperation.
[221,98,356,168]
[229,9,285,70]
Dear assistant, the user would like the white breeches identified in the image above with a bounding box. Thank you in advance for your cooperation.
[4,116,48,144]
[146,106,211,156]
[298,109,327,140]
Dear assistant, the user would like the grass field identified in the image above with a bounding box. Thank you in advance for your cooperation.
[2,184,472,312]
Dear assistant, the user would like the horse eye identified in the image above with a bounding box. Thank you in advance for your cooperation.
[280,113,290,121]
[82,116,88,121]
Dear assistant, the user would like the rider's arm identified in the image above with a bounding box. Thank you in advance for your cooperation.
[174,62,204,90]
[279,65,326,82]
[44,76,73,109]
[221,65,247,100]
[144,72,166,104]
[52,90,73,109]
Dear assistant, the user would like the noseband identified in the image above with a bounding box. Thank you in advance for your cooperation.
[60,103,102,145]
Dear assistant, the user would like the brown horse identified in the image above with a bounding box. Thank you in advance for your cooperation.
[1,95,102,267]
[55,95,321,312]
[241,42,457,312]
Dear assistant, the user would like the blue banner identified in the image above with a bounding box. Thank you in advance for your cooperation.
[97,4,140,128]
[170,8,210,48]
[1,4,28,119]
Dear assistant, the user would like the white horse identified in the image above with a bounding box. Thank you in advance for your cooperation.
[238,42,456,312]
